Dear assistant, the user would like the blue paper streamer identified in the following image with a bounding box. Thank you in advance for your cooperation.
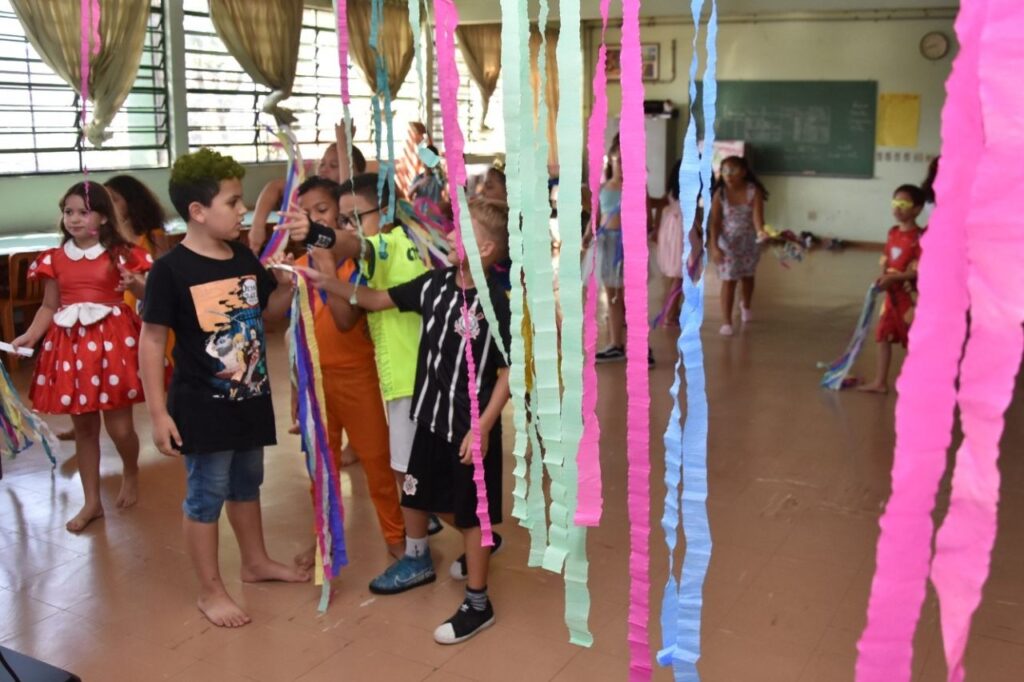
[658,1,716,679]
[369,0,398,223]
[819,284,882,390]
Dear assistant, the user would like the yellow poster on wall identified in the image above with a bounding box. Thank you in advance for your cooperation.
[877,93,921,148]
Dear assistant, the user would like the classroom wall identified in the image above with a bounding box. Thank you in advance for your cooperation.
[587,16,955,242]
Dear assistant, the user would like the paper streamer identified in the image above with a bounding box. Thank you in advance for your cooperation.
[78,0,100,210]
[818,285,881,390]
[858,1,1024,679]
[620,1,652,678]
[288,272,349,611]
[334,0,351,105]
[0,360,59,464]
[408,0,426,122]
[576,0,612,527]
[658,3,717,678]
[260,126,306,264]
[369,0,398,223]
[432,0,495,545]
[498,0,532,525]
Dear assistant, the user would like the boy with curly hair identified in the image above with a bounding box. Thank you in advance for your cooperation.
[140,148,308,629]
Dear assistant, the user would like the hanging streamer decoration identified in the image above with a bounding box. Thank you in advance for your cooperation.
[259,126,306,264]
[285,270,349,612]
[858,0,1024,679]
[79,0,101,208]
[620,0,652,677]
[818,284,881,390]
[0,359,59,464]
[659,3,716,679]
[369,0,398,223]
[432,0,500,545]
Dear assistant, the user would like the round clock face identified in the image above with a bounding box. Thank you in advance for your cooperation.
[920,31,950,60]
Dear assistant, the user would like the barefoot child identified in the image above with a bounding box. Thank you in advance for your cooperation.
[285,176,406,567]
[139,149,308,628]
[305,199,512,644]
[857,185,926,394]
[11,182,152,531]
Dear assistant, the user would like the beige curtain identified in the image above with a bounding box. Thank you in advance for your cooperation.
[456,24,502,130]
[209,0,303,126]
[10,0,149,147]
[347,0,415,95]
[530,27,559,166]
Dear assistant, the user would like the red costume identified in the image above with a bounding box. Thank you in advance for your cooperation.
[27,241,154,414]
[876,226,923,346]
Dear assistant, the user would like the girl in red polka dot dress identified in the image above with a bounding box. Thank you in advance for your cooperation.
[12,182,155,532]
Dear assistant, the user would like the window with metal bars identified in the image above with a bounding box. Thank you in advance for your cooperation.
[0,0,169,176]
[183,1,424,165]
[430,46,505,159]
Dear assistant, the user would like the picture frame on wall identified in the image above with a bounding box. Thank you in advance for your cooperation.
[605,44,660,81]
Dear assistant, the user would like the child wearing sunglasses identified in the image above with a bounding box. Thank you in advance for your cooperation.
[857,184,926,394]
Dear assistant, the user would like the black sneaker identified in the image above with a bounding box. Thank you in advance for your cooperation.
[449,533,504,580]
[595,346,625,363]
[427,514,444,536]
[433,598,496,644]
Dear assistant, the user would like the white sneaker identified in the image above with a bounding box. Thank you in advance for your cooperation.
[719,324,734,336]
[741,306,753,323]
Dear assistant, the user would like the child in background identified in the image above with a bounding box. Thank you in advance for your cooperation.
[409,145,446,206]
[304,199,512,644]
[11,182,152,531]
[595,135,626,361]
[920,156,940,226]
[286,176,406,566]
[653,160,684,325]
[708,155,768,336]
[857,185,926,394]
[140,149,306,629]
[479,166,508,204]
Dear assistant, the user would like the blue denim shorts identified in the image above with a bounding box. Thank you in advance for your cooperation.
[182,448,265,523]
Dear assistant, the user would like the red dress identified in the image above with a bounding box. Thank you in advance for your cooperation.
[876,226,923,346]
[28,242,154,414]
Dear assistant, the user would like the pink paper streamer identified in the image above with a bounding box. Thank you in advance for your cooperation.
[575,0,611,528]
[432,0,493,546]
[335,0,350,105]
[620,1,651,679]
[857,1,1024,679]
[79,0,100,214]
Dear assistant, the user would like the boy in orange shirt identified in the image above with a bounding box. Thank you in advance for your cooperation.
[291,177,405,565]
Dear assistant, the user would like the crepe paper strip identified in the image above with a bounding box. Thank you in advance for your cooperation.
[575,0,611,528]
[259,126,307,265]
[497,0,532,524]
[859,2,1024,678]
[619,0,652,677]
[333,0,351,105]
[408,0,426,121]
[369,0,398,224]
[0,342,32,358]
[78,0,100,212]
[432,0,495,546]
[526,412,549,566]
[855,2,978,678]
[650,282,683,330]
[818,285,881,390]
[288,271,348,612]
[0,360,59,464]
[418,143,440,168]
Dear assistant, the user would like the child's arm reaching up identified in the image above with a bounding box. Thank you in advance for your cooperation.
[11,280,58,350]
[458,369,511,465]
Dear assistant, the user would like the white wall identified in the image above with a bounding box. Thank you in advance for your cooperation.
[588,16,955,242]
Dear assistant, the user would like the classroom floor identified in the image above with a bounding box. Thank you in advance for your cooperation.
[2,247,1023,682]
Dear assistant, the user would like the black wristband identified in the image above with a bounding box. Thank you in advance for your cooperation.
[305,221,337,250]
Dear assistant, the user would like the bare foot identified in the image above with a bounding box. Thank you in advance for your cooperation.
[241,559,311,584]
[116,470,139,509]
[857,381,889,394]
[294,544,316,572]
[340,444,358,467]
[66,504,104,533]
[288,423,300,435]
[56,428,75,441]
[197,592,251,628]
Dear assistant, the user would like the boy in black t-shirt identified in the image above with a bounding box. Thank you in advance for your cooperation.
[299,199,512,645]
[139,149,308,629]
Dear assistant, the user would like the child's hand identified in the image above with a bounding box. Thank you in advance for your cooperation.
[309,246,335,274]
[276,205,311,242]
[116,266,145,293]
[10,334,34,353]
[292,264,332,289]
[458,429,490,466]
[152,412,183,457]
[267,253,297,286]
[877,273,897,290]
[336,120,356,143]
[710,246,725,265]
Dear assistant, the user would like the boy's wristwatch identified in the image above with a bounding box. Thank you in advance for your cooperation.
[305,221,337,250]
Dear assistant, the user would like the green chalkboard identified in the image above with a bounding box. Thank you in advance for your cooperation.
[696,81,878,178]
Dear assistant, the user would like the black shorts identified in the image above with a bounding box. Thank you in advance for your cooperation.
[401,423,503,528]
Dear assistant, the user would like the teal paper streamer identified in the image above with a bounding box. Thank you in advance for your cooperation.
[498,0,531,523]
[657,2,717,679]
[407,0,425,121]
[370,0,397,223]
[527,409,549,567]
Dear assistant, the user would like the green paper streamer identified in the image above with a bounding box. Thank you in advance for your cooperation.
[499,0,531,523]
[408,0,426,122]
[527,409,549,567]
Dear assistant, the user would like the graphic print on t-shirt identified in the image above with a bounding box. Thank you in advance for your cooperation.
[189,275,269,401]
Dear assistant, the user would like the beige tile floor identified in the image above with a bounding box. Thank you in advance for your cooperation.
[2,248,1023,681]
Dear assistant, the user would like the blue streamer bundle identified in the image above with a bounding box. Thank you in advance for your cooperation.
[659,2,717,680]
[819,284,882,390]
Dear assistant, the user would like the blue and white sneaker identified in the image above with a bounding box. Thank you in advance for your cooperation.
[369,551,436,595]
